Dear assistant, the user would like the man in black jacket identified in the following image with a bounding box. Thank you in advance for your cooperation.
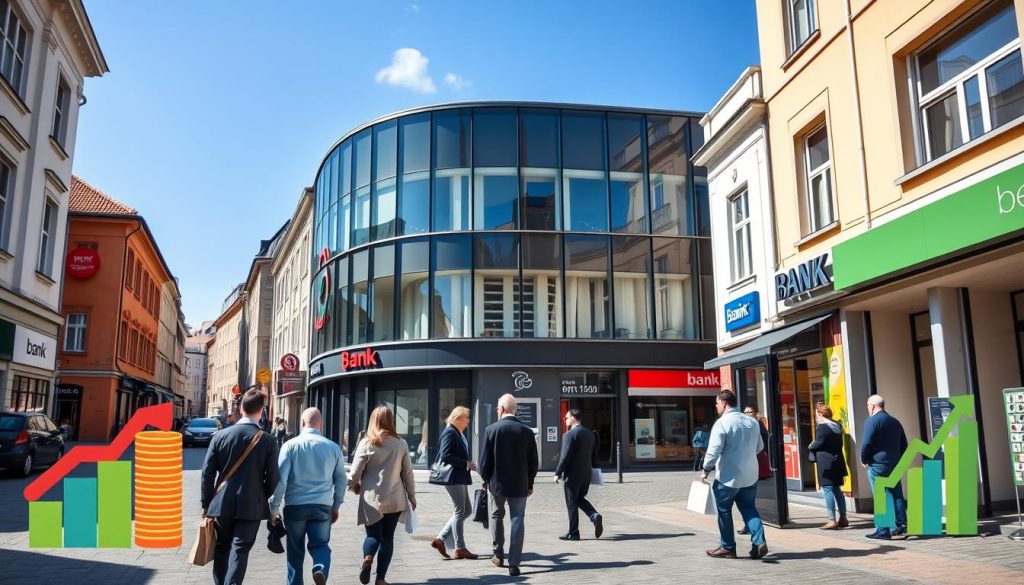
[478,393,538,577]
[201,389,280,585]
[554,408,603,540]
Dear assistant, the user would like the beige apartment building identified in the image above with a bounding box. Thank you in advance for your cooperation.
[206,286,242,417]
[707,0,1024,523]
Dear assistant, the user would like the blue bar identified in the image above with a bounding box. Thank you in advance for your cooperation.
[922,459,943,535]
[64,477,97,547]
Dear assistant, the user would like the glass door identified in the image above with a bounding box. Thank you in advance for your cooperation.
[379,388,430,467]
[735,361,786,526]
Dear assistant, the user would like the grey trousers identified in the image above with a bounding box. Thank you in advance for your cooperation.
[489,491,527,567]
[438,484,472,550]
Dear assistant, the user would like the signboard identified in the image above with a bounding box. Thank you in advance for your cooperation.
[517,402,538,429]
[723,291,760,332]
[1003,388,1024,486]
[627,369,721,397]
[277,376,306,398]
[280,353,300,373]
[635,418,656,459]
[512,371,533,392]
[341,348,382,371]
[928,397,954,440]
[231,384,241,395]
[13,326,56,370]
[55,384,81,397]
[561,375,600,394]
[823,345,853,492]
[66,247,100,279]
[314,248,331,331]
[546,426,558,442]
[776,252,832,302]
[256,368,272,385]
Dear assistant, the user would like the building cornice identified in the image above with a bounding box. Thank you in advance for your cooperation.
[57,0,109,78]
[692,100,767,168]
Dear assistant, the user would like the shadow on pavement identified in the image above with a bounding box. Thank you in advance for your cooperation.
[603,532,693,541]
[761,544,902,562]
[0,549,157,583]
[416,556,656,583]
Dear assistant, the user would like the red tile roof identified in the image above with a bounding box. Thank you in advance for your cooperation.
[69,176,137,215]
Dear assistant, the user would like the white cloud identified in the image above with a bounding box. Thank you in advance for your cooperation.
[375,48,436,94]
[408,4,420,12]
[445,73,470,91]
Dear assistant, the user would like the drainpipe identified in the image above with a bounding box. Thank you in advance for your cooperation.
[846,0,872,229]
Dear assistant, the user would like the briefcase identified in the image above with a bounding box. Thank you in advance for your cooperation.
[686,480,717,515]
[472,488,489,528]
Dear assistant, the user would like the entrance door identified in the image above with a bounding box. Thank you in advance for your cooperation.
[735,361,787,526]
[54,385,82,441]
[560,397,615,467]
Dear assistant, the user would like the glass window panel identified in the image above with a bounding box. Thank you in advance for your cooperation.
[401,113,431,173]
[610,171,646,233]
[474,168,518,230]
[433,169,471,231]
[473,108,517,167]
[522,233,562,338]
[432,235,472,338]
[701,274,716,341]
[919,0,1017,94]
[373,243,396,278]
[648,115,691,235]
[372,249,395,341]
[563,170,609,232]
[607,114,644,172]
[806,126,830,169]
[925,92,964,159]
[694,173,710,236]
[372,178,397,240]
[964,76,985,139]
[809,170,834,231]
[647,115,688,175]
[565,235,610,338]
[439,387,472,452]
[790,0,813,50]
[375,120,398,180]
[354,130,372,188]
[474,234,520,338]
[434,109,471,169]
[352,250,370,344]
[520,109,559,168]
[335,256,349,348]
[399,171,430,235]
[562,111,606,171]
[652,238,698,340]
[434,234,472,270]
[353,185,371,246]
[521,168,560,230]
[986,50,1024,129]
[339,141,352,195]
[649,174,689,235]
[328,151,339,208]
[339,193,352,252]
[399,238,430,340]
[328,203,338,253]
[612,236,651,339]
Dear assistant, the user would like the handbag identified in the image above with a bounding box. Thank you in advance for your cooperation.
[471,487,489,528]
[187,430,264,567]
[686,479,716,515]
[428,459,454,485]
[757,449,772,481]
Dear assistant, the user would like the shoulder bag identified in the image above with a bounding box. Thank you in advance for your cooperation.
[428,431,455,485]
[188,430,264,566]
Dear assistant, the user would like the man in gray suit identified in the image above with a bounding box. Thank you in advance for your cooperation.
[202,389,280,584]
[554,408,603,540]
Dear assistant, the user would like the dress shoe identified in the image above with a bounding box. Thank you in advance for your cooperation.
[509,566,521,577]
[359,555,374,584]
[312,564,326,585]
[837,516,849,528]
[750,543,768,560]
[375,580,389,585]
[594,514,604,539]
[890,528,908,540]
[865,529,891,540]
[430,537,450,559]
[491,554,504,567]
[706,546,738,558]
[558,533,580,541]
[454,548,479,560]
[821,519,838,530]
[737,526,750,535]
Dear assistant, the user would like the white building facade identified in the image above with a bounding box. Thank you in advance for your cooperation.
[184,338,208,418]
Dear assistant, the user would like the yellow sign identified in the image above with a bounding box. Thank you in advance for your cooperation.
[823,345,853,492]
[256,368,272,384]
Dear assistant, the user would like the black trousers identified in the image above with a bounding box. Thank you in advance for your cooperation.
[564,481,598,536]
[213,517,261,585]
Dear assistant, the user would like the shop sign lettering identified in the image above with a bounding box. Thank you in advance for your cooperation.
[724,291,760,332]
[341,348,381,371]
[776,253,832,301]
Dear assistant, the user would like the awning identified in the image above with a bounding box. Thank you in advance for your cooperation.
[704,313,833,369]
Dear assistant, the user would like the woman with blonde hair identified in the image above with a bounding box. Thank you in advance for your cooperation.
[429,406,479,560]
[808,402,849,530]
[350,406,417,585]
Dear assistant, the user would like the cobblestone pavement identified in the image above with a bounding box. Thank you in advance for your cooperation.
[1,446,1023,584]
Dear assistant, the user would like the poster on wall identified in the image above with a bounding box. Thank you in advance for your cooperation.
[824,345,853,493]
[635,418,656,459]
[1003,388,1024,486]
[779,369,802,482]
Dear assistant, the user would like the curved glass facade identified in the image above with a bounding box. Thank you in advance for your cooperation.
[310,104,712,359]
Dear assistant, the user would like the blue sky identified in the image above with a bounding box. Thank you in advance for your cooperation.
[73,0,760,326]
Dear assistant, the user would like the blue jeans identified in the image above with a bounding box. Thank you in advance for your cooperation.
[821,485,847,520]
[363,512,402,580]
[712,480,765,551]
[489,491,528,567]
[283,504,333,585]
[868,465,907,532]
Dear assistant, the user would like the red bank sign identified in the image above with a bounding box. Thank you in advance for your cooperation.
[66,247,100,278]
[341,348,381,371]
[627,369,722,396]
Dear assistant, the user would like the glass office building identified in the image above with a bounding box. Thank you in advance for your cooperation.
[306,103,719,469]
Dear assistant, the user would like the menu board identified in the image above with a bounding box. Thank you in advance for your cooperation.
[517,402,538,430]
[1004,388,1024,486]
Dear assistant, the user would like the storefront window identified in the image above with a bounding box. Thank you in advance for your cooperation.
[522,234,562,338]
[399,238,429,340]
[439,386,472,453]
[474,233,520,338]
[612,236,651,339]
[9,376,49,413]
[371,245,395,341]
[628,395,713,463]
[379,388,430,467]
[432,234,472,338]
[565,235,609,338]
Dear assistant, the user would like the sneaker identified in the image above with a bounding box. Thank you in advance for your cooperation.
[890,528,908,540]
[750,543,768,560]
[837,516,849,528]
[865,529,891,540]
[312,565,326,585]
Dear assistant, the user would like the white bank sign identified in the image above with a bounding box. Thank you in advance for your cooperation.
[13,326,56,370]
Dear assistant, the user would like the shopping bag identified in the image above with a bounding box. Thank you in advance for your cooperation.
[404,500,419,535]
[686,480,717,515]
[472,488,489,529]
[590,468,605,486]
[187,517,216,566]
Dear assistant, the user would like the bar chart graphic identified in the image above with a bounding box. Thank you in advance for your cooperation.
[873,394,978,536]
[24,403,183,549]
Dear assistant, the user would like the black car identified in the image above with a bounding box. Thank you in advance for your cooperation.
[0,412,65,477]
[182,417,222,447]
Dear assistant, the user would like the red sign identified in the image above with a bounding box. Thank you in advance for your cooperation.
[280,353,300,373]
[314,248,331,331]
[231,384,241,395]
[627,369,722,393]
[66,247,100,278]
[341,348,381,371]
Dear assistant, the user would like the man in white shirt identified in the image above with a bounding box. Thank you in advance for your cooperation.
[700,390,768,560]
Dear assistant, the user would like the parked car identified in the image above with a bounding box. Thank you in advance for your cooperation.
[182,417,222,447]
[0,412,65,477]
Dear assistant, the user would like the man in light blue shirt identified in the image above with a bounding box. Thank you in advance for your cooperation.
[699,390,768,560]
[270,408,345,585]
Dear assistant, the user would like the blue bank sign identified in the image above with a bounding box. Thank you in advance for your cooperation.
[724,292,760,332]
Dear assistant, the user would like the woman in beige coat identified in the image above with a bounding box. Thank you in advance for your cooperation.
[350,406,417,585]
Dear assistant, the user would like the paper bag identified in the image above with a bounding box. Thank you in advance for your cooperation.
[591,468,605,486]
[187,517,216,566]
[686,480,717,515]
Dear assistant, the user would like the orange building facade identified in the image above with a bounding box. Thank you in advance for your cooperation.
[56,178,176,441]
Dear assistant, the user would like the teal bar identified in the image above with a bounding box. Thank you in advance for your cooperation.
[873,482,895,530]
[64,477,97,547]
[922,459,943,535]
[28,501,62,548]
[98,461,132,548]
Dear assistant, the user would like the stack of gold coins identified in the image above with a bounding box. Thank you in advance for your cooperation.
[134,431,183,548]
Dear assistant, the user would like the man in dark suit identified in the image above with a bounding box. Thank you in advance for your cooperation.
[479,393,539,577]
[554,408,603,540]
[201,389,280,585]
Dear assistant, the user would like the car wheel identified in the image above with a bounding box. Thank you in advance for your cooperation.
[54,448,64,464]
[20,453,34,478]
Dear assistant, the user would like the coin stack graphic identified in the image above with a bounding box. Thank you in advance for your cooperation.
[134,431,183,548]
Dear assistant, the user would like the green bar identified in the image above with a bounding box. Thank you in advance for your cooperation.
[907,466,923,535]
[29,501,62,548]
[98,461,132,548]
[922,459,943,535]
[947,421,978,535]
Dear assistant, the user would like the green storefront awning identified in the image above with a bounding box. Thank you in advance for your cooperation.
[704,314,832,369]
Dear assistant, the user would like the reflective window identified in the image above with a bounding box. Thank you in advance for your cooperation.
[694,173,710,236]
[919,1,1017,93]
[433,169,471,231]
[375,120,398,180]
[562,111,606,171]
[334,256,349,348]
[652,238,698,340]
[563,171,608,232]
[432,235,472,338]
[399,171,430,235]
[699,239,715,340]
[612,236,651,339]
[565,235,610,338]
[372,177,398,240]
[399,238,430,340]
[353,185,371,246]
[520,109,559,168]
[328,203,338,253]
[474,169,518,230]
[339,141,352,195]
[608,115,647,233]
[354,130,372,188]
[401,113,431,173]
[647,115,691,235]
[608,114,644,172]
[474,234,520,338]
[434,109,471,169]
[522,234,562,338]
[372,245,396,341]
[352,250,370,344]
[474,108,517,167]
[339,193,352,252]
[521,168,559,230]
[328,150,339,209]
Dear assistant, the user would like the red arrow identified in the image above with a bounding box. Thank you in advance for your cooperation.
[24,402,173,502]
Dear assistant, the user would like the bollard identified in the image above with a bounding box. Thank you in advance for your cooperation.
[617,440,623,483]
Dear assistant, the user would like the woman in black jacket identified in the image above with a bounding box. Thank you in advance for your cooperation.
[430,406,479,560]
[808,402,849,529]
